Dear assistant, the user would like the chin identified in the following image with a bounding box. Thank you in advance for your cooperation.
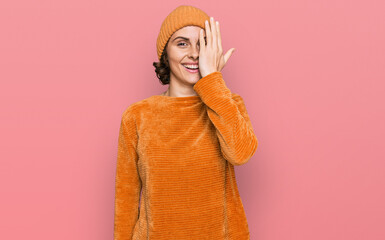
[178,71,200,83]
[185,74,201,83]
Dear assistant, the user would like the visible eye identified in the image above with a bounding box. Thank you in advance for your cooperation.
[177,42,187,46]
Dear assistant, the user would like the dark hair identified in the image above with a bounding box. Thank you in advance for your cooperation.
[153,41,170,85]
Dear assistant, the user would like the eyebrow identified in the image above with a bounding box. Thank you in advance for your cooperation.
[172,36,206,42]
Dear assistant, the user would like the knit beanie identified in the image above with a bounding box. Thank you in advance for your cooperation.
[156,5,210,61]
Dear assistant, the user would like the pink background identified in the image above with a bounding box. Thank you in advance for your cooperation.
[1,1,384,239]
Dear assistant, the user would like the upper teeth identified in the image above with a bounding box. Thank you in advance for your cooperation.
[183,64,198,69]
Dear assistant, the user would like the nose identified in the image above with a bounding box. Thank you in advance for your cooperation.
[188,45,199,59]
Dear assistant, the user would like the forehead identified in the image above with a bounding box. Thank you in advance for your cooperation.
[171,25,206,39]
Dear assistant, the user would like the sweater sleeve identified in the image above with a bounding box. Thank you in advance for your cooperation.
[114,108,141,240]
[193,71,258,166]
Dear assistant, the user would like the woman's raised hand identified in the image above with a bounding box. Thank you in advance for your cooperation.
[198,17,236,78]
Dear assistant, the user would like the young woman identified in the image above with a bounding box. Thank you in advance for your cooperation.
[114,5,258,240]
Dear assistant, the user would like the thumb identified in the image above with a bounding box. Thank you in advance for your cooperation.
[224,48,235,63]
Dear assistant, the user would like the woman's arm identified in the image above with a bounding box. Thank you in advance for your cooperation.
[193,71,258,166]
[114,109,141,239]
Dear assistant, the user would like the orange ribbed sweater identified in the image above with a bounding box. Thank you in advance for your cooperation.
[114,71,258,240]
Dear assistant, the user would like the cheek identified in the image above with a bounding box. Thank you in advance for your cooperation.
[168,48,185,61]
[168,55,183,69]
[168,59,184,75]
[167,49,187,72]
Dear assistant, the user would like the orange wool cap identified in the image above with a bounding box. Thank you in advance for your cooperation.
[156,5,210,61]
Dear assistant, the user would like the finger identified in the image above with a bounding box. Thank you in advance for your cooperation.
[199,28,205,51]
[210,17,217,50]
[216,21,223,54]
[205,19,211,47]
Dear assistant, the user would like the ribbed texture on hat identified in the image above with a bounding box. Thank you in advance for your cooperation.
[156,5,210,60]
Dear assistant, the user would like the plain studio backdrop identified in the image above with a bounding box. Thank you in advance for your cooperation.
[0,0,384,239]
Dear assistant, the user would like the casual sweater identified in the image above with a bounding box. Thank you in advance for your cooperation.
[114,71,258,240]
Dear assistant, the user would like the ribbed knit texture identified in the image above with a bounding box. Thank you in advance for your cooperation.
[156,5,210,60]
[114,71,258,240]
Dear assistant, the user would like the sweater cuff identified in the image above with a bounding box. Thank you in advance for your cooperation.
[193,71,232,102]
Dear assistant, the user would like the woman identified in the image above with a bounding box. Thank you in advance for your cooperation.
[114,5,258,240]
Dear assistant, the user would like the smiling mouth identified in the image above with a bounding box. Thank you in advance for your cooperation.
[182,64,199,73]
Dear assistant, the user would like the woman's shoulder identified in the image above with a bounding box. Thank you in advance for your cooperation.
[120,95,159,118]
[231,92,241,99]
